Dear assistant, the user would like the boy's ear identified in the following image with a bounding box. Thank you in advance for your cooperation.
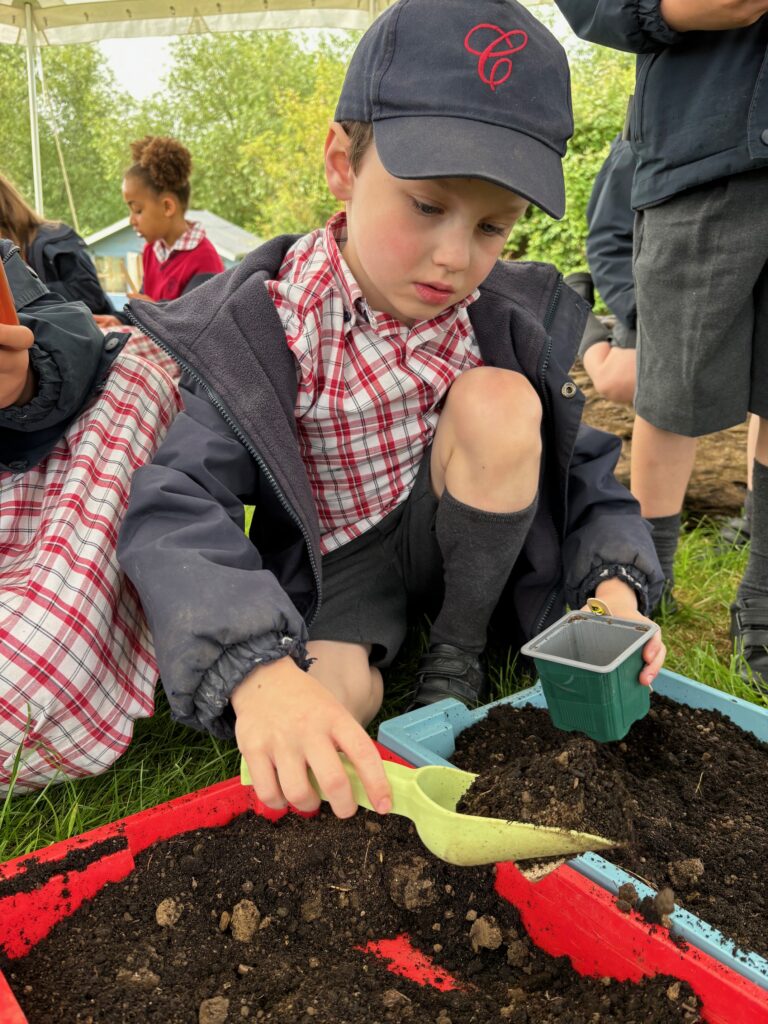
[324,122,355,201]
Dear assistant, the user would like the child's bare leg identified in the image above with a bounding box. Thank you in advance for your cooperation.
[305,640,383,725]
[631,415,698,601]
[630,415,698,516]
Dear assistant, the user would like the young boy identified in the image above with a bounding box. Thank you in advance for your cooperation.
[118,0,665,819]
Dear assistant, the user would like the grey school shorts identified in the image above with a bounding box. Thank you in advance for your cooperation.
[633,167,768,437]
[308,451,442,667]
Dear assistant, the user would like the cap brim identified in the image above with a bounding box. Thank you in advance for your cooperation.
[374,116,566,220]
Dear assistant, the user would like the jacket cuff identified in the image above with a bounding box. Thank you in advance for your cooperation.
[638,0,682,45]
[194,633,312,739]
[577,563,651,616]
[0,346,62,428]
[578,311,612,359]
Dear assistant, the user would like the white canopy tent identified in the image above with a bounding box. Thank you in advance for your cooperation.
[1,0,553,215]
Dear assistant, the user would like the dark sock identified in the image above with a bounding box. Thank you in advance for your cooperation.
[430,489,538,654]
[648,513,681,591]
[738,462,768,602]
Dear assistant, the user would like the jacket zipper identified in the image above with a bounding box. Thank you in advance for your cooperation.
[124,308,322,625]
[534,275,564,633]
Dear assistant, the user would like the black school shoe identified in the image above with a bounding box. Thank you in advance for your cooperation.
[408,643,489,711]
[730,597,768,696]
[716,513,751,553]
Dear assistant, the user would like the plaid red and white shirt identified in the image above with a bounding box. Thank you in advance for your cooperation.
[152,220,206,264]
[0,340,181,792]
[267,212,483,554]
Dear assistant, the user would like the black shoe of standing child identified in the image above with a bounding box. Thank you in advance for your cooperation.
[730,597,768,696]
[408,643,488,710]
[716,513,751,553]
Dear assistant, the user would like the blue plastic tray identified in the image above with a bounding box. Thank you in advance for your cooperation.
[378,667,768,990]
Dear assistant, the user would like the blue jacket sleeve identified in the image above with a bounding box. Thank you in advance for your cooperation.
[562,423,664,615]
[586,138,637,330]
[0,241,125,472]
[117,380,311,739]
[553,0,681,52]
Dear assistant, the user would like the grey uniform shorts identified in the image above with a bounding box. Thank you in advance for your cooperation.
[633,168,768,437]
[308,451,442,667]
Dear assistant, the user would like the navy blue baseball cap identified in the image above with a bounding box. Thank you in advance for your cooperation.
[335,0,573,219]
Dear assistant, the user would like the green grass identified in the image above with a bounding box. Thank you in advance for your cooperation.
[1,517,766,863]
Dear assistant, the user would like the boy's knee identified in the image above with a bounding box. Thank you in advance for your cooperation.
[446,367,542,451]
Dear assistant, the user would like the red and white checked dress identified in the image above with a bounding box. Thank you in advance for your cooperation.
[0,335,181,792]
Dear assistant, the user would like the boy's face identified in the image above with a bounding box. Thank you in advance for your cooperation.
[325,125,529,327]
[122,176,178,245]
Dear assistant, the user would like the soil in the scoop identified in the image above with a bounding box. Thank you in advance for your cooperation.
[454,695,767,960]
[3,810,702,1024]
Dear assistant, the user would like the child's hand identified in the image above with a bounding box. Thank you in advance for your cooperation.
[126,292,155,303]
[585,578,666,687]
[0,323,35,408]
[619,609,665,688]
[232,656,392,819]
[93,314,123,328]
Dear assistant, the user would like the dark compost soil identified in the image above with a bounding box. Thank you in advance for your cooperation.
[2,809,702,1024]
[454,696,768,962]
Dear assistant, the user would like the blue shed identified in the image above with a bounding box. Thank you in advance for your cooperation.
[85,209,262,307]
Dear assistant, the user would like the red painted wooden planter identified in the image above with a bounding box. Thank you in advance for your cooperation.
[1,746,766,1023]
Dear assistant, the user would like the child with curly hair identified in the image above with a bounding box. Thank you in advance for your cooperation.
[95,136,224,327]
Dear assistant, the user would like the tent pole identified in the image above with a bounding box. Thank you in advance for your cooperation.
[24,2,44,215]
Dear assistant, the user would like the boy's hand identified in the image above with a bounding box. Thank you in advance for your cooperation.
[0,323,35,408]
[586,578,666,687]
[232,656,392,819]
[94,314,123,328]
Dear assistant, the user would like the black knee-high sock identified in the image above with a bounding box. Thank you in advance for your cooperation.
[738,461,768,601]
[430,489,538,654]
[648,513,681,590]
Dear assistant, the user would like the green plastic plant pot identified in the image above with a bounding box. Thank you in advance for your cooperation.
[520,611,660,743]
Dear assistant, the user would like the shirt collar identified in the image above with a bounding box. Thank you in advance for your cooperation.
[153,220,205,264]
[322,211,479,338]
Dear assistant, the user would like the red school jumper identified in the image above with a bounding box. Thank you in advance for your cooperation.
[141,230,224,301]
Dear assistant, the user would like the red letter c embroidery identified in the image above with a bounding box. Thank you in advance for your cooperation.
[464,23,528,92]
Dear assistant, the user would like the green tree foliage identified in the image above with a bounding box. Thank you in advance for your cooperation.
[0,43,135,235]
[1,31,632,268]
[506,44,635,273]
[241,37,356,236]
[157,32,357,236]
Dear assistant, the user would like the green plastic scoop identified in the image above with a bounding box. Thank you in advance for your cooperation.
[240,755,617,867]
